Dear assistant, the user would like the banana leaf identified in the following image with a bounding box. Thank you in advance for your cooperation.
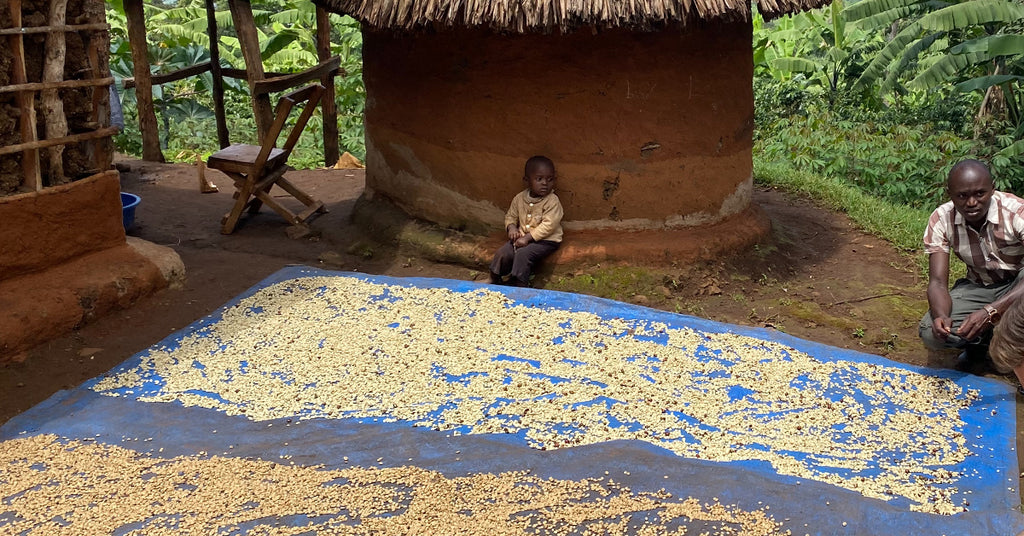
[907,50,987,89]
[918,0,1024,32]
[771,57,822,74]
[843,0,923,22]
[955,74,1024,92]
[950,34,1024,56]
[997,139,1024,158]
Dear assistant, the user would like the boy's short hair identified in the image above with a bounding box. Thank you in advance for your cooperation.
[525,155,555,176]
[990,298,1024,373]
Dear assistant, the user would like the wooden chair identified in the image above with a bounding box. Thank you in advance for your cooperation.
[207,83,328,234]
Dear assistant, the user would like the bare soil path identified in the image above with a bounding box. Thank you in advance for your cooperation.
[3,158,1019,494]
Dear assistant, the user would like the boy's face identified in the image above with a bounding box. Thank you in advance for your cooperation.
[525,164,556,197]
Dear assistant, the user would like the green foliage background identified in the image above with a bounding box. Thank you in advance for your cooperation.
[754,0,1024,210]
[107,0,364,168]
[111,0,1024,215]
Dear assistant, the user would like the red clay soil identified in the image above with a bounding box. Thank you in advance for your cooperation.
[2,157,1022,498]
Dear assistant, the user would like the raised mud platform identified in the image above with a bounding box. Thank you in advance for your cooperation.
[0,171,184,362]
[352,193,771,269]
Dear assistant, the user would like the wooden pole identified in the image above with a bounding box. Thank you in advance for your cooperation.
[0,77,115,93]
[0,127,120,157]
[124,0,164,162]
[7,0,41,191]
[205,0,230,149]
[87,36,113,173]
[316,6,339,166]
[251,57,339,95]
[0,22,109,35]
[41,0,70,184]
[228,0,273,143]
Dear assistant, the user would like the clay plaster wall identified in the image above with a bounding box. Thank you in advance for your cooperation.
[362,21,754,233]
[0,171,125,281]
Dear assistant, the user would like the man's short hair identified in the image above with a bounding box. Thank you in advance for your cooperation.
[947,159,992,186]
[990,299,1024,374]
[525,155,555,176]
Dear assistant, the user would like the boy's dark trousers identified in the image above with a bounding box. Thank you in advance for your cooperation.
[490,240,559,286]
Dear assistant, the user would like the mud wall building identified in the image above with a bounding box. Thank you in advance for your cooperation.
[316,0,825,235]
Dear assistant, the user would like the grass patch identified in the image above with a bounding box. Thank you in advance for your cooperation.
[783,301,861,332]
[549,266,663,303]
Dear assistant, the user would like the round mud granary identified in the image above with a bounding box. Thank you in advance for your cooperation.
[316,0,826,251]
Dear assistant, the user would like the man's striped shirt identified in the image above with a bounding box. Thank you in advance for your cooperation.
[923,190,1024,285]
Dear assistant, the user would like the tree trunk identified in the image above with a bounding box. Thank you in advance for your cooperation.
[975,63,1005,139]
[228,0,273,143]
[317,6,339,166]
[205,0,230,149]
[124,0,165,162]
[42,0,69,184]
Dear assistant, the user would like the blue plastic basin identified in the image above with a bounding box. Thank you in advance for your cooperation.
[121,192,141,232]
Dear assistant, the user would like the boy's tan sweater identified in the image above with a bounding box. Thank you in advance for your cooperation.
[504,190,563,243]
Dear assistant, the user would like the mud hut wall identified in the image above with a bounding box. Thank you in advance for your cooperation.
[0,0,111,195]
[0,171,125,281]
[362,21,754,233]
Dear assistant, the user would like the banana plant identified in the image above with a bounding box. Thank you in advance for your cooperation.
[755,0,878,105]
[849,0,1024,93]
[946,33,1024,158]
[845,0,1024,165]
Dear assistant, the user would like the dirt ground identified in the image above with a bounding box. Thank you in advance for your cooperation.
[2,158,1021,493]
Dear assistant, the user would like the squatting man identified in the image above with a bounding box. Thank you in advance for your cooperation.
[920,159,1024,372]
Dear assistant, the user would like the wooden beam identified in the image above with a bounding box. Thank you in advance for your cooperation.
[121,62,210,89]
[124,67,286,86]
[252,56,341,96]
[205,0,230,149]
[7,0,41,191]
[317,6,339,167]
[0,22,109,35]
[0,127,120,157]
[42,0,71,184]
[0,77,114,94]
[228,0,273,143]
[124,0,164,162]
[220,67,285,79]
[87,36,113,173]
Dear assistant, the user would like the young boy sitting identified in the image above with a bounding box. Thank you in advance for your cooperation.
[489,156,563,287]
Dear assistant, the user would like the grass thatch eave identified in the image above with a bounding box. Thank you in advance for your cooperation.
[312,0,830,32]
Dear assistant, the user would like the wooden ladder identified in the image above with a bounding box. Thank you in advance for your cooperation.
[1,0,118,191]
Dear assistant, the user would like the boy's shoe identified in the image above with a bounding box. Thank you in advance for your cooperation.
[489,272,503,285]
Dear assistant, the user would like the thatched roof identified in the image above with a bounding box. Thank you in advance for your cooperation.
[313,0,827,32]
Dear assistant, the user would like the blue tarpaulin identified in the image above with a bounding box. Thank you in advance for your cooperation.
[2,266,1022,535]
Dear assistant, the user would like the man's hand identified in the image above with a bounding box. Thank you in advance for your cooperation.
[956,309,994,342]
[514,234,532,248]
[507,225,522,241]
[932,316,953,341]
